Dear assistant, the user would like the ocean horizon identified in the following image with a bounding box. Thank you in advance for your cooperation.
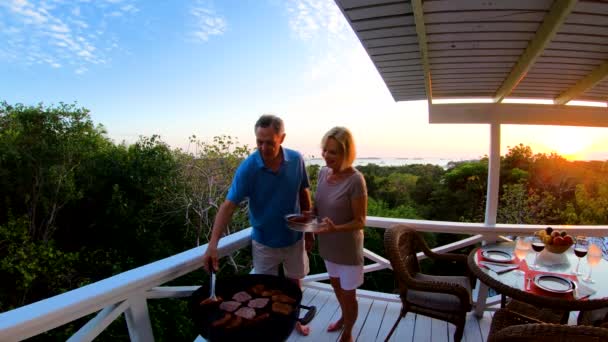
[304,157,474,168]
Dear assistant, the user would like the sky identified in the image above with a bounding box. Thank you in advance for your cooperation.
[1,0,607,161]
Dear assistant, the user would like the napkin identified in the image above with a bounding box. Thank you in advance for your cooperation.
[573,281,596,300]
[479,261,519,274]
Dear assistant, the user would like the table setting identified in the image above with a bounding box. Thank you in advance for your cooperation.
[471,228,605,305]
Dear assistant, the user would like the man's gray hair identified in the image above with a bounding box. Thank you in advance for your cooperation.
[255,114,284,135]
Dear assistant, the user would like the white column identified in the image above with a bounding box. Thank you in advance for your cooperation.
[485,123,501,225]
[124,294,154,342]
[476,123,501,317]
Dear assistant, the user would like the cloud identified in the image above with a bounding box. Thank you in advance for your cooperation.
[190,1,227,42]
[0,0,138,73]
[285,0,349,41]
[282,0,364,84]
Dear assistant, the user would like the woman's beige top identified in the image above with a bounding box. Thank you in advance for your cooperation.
[315,167,367,265]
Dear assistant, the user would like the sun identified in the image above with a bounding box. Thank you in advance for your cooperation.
[541,127,593,160]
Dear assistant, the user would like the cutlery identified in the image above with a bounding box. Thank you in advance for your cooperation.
[479,261,519,274]
[210,269,217,301]
[208,260,219,302]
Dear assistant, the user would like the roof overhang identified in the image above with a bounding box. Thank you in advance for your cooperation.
[335,0,608,126]
[430,102,608,127]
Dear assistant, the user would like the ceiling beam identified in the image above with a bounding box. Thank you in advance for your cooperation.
[554,61,608,104]
[429,103,608,127]
[493,0,578,103]
[411,0,432,107]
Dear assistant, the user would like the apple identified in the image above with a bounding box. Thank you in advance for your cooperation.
[553,236,565,245]
[563,235,574,245]
[551,231,560,238]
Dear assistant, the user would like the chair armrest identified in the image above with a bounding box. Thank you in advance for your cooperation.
[423,249,468,264]
[418,250,477,288]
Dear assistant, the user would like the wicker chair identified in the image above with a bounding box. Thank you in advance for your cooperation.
[578,308,608,328]
[383,224,474,342]
[489,307,608,341]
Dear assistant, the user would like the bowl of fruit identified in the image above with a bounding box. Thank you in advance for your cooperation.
[535,227,574,254]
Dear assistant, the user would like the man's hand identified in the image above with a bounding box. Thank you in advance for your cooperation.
[202,246,219,273]
[304,232,314,252]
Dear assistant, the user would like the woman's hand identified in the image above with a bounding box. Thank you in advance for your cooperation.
[315,217,337,234]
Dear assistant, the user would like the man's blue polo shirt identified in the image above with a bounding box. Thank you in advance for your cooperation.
[226,147,310,248]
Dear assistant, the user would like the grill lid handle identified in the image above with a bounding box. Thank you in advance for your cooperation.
[298,305,316,325]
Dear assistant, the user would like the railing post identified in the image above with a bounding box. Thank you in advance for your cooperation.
[124,294,154,342]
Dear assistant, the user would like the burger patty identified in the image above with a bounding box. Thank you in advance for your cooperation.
[248,297,269,309]
[232,291,252,302]
[234,307,257,320]
[219,300,241,312]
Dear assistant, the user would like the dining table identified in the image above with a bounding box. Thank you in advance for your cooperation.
[468,241,608,321]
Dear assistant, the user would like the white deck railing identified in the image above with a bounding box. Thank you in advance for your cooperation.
[1,217,606,342]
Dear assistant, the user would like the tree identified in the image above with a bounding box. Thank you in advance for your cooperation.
[575,181,608,224]
[0,102,108,242]
[167,135,250,247]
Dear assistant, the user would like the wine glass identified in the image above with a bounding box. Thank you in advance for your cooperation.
[584,242,602,283]
[530,236,545,270]
[513,236,531,276]
[572,236,588,275]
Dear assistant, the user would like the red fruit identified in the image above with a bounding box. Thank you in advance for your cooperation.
[563,235,574,245]
[554,236,565,245]
[551,231,560,238]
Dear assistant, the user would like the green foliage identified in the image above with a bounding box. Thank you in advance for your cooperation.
[367,197,420,219]
[575,181,608,224]
[0,101,108,242]
[430,160,488,222]
[0,217,79,311]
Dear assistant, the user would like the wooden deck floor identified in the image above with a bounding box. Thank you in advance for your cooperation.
[285,286,493,342]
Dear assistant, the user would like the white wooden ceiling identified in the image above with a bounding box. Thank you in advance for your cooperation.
[335,0,608,105]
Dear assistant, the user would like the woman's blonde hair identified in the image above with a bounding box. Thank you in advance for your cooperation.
[321,126,356,171]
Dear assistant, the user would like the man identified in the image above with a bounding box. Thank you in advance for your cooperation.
[202,114,313,335]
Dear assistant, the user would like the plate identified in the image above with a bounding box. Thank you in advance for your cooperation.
[284,214,322,232]
[533,274,574,294]
[481,249,515,263]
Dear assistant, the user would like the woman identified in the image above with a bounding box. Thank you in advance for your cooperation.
[314,126,367,342]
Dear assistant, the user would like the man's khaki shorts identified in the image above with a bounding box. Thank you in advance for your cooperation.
[252,239,309,280]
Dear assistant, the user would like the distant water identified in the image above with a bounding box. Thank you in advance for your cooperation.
[305,157,469,168]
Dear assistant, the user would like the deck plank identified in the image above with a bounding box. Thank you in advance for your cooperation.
[478,311,493,341]
[376,301,402,341]
[389,311,415,342]
[463,311,483,342]
[413,314,433,341]
[447,320,455,342]
[431,317,449,342]
[356,299,389,341]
